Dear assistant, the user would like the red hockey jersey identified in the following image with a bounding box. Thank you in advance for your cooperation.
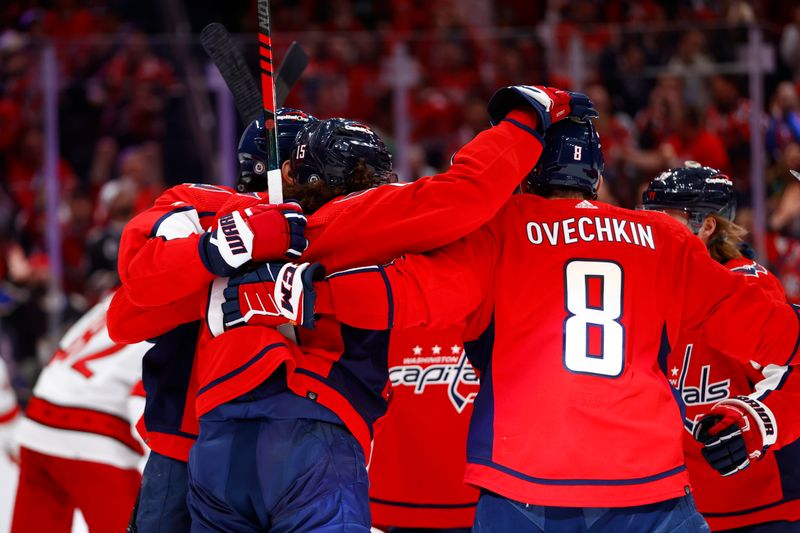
[324,196,800,508]
[673,256,800,530]
[369,326,479,529]
[108,183,268,460]
[109,112,545,459]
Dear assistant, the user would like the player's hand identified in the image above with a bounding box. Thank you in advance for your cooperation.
[200,203,308,276]
[273,262,326,329]
[693,396,777,477]
[206,263,289,337]
[487,85,598,133]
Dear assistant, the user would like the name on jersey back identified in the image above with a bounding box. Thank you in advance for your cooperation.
[526,216,655,249]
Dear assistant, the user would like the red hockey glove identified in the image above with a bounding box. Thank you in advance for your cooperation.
[487,85,598,133]
[273,262,326,329]
[200,203,308,276]
[206,263,288,337]
[206,261,325,336]
[693,396,777,477]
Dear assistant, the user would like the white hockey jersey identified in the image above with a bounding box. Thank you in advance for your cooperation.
[0,358,20,457]
[16,293,151,470]
[0,358,18,423]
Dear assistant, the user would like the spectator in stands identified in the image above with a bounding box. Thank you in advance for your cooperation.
[115,142,164,215]
[768,142,800,237]
[660,105,730,172]
[780,5,800,83]
[91,27,178,143]
[627,105,729,176]
[85,178,136,301]
[667,29,714,108]
[766,81,800,162]
[706,75,754,184]
[599,36,655,117]
[634,74,684,150]
[585,83,634,205]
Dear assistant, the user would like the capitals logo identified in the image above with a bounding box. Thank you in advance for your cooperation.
[730,261,769,278]
[670,343,731,431]
[671,344,731,406]
[388,345,479,413]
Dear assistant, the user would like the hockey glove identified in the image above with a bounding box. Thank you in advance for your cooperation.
[273,262,326,329]
[487,85,598,133]
[693,396,777,477]
[206,263,288,337]
[200,203,308,276]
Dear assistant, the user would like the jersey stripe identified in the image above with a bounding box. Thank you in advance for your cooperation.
[26,397,143,454]
[467,456,686,486]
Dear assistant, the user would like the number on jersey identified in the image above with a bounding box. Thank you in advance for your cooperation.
[563,260,625,377]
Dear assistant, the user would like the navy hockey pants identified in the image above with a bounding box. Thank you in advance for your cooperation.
[473,491,710,532]
[135,450,191,533]
[187,413,371,532]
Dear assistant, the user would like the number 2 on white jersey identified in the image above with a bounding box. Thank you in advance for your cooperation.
[563,260,625,377]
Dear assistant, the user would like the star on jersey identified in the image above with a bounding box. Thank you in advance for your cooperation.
[451,344,462,355]
[412,345,423,356]
[432,345,442,355]
[671,367,680,377]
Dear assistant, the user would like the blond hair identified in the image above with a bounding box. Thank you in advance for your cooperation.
[706,214,748,264]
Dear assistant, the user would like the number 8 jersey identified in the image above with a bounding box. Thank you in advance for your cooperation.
[324,194,800,508]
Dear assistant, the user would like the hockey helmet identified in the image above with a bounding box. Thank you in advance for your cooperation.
[641,162,736,233]
[290,118,395,188]
[528,119,604,198]
[237,107,319,193]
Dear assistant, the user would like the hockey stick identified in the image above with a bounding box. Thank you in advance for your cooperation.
[201,22,262,125]
[275,41,308,107]
[202,23,308,119]
[256,0,283,204]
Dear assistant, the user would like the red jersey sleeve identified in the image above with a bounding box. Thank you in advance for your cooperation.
[672,229,800,368]
[107,284,205,343]
[117,184,265,308]
[745,360,800,449]
[305,111,543,272]
[723,259,800,449]
[326,225,497,332]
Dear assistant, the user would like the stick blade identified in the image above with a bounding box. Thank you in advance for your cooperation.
[201,22,262,124]
[275,41,309,107]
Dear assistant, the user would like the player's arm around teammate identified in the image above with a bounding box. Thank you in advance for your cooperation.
[271,121,800,532]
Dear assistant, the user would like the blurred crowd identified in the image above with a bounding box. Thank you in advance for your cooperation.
[1,0,800,396]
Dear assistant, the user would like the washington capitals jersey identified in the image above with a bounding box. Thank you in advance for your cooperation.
[17,294,150,470]
[673,257,800,530]
[325,196,800,507]
[110,112,547,463]
[108,183,267,460]
[369,326,479,529]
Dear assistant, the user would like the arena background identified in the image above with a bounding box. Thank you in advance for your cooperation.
[1,0,800,530]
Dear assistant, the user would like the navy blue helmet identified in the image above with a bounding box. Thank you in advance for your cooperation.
[641,162,736,234]
[290,118,395,188]
[528,119,604,198]
[236,107,318,193]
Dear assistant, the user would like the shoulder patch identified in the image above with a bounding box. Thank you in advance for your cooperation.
[730,261,768,278]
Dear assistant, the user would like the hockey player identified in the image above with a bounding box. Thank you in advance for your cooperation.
[369,324,479,532]
[112,86,598,531]
[11,292,149,533]
[642,165,800,531]
[274,119,800,532]
[109,107,315,532]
